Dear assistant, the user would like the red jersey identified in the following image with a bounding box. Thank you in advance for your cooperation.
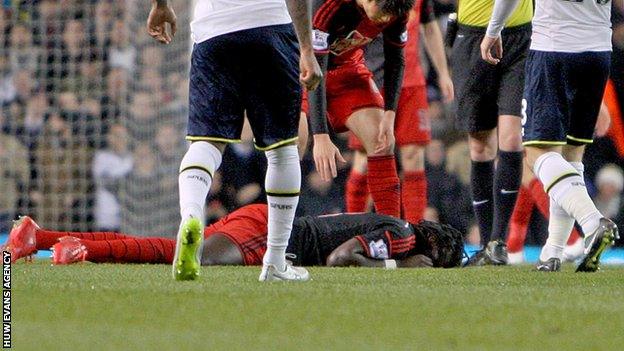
[312,0,409,68]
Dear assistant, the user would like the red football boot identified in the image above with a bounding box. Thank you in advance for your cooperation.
[52,237,88,265]
[2,216,40,263]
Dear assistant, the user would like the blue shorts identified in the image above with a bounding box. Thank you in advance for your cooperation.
[188,24,301,150]
[522,50,611,146]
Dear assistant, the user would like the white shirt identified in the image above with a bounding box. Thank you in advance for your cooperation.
[191,0,292,43]
[531,0,612,52]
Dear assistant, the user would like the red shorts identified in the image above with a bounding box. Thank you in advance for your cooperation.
[204,204,268,266]
[302,63,384,133]
[348,85,430,150]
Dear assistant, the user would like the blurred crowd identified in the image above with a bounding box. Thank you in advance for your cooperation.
[1,0,623,245]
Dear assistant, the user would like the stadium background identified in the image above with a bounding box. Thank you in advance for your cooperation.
[0,0,623,250]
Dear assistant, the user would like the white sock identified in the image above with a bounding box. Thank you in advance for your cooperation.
[263,145,301,271]
[534,152,602,237]
[178,141,222,222]
[540,162,585,261]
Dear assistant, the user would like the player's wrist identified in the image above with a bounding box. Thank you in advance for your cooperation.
[384,259,397,269]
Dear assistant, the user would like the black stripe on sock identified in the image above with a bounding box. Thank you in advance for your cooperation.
[266,191,300,197]
[179,166,213,179]
[546,172,581,194]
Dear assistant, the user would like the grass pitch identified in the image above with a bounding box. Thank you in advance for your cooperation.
[13,262,624,351]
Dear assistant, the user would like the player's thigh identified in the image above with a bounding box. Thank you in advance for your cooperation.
[451,29,499,133]
[326,64,384,133]
[521,50,569,148]
[188,38,245,143]
[241,24,302,151]
[345,108,385,154]
[567,52,611,146]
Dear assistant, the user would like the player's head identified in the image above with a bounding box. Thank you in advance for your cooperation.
[413,221,464,268]
[358,0,415,23]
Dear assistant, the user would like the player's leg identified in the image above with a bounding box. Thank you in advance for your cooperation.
[451,27,499,265]
[524,51,617,272]
[467,130,497,246]
[174,32,246,281]
[3,215,138,262]
[346,108,401,218]
[489,25,530,250]
[53,236,176,265]
[345,147,369,213]
[400,144,427,223]
[396,86,430,223]
[490,115,523,247]
[242,24,307,281]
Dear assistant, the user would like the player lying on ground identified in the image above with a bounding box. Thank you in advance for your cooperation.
[3,204,464,269]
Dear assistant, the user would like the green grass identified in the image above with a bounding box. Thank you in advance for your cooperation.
[13,262,624,351]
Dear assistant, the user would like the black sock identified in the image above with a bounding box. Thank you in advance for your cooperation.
[491,151,523,242]
[471,160,494,247]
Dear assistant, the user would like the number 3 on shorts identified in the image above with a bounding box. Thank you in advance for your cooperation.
[521,98,527,137]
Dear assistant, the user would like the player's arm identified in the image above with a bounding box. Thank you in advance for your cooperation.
[377,19,408,154]
[147,0,177,44]
[481,0,521,64]
[420,0,453,102]
[308,36,346,181]
[326,238,432,268]
[286,0,323,90]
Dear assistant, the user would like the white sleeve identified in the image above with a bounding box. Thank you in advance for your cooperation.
[486,0,522,38]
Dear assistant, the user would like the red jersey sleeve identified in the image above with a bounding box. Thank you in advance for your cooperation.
[355,229,417,260]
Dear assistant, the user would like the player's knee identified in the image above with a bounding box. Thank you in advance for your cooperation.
[499,131,523,152]
[399,145,425,171]
[180,141,223,174]
[265,144,299,166]
[468,132,496,161]
[351,151,368,173]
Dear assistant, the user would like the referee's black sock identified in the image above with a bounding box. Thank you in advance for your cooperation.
[491,151,523,242]
[471,160,495,247]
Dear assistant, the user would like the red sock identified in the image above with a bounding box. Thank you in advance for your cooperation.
[82,237,176,264]
[507,185,534,253]
[367,155,401,217]
[401,171,427,223]
[529,178,583,243]
[36,230,131,251]
[346,170,369,212]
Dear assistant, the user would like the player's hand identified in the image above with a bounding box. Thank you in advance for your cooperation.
[399,254,433,268]
[300,48,323,91]
[438,73,454,103]
[595,101,611,138]
[375,111,396,155]
[480,35,503,65]
[147,2,177,44]
[313,134,346,182]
